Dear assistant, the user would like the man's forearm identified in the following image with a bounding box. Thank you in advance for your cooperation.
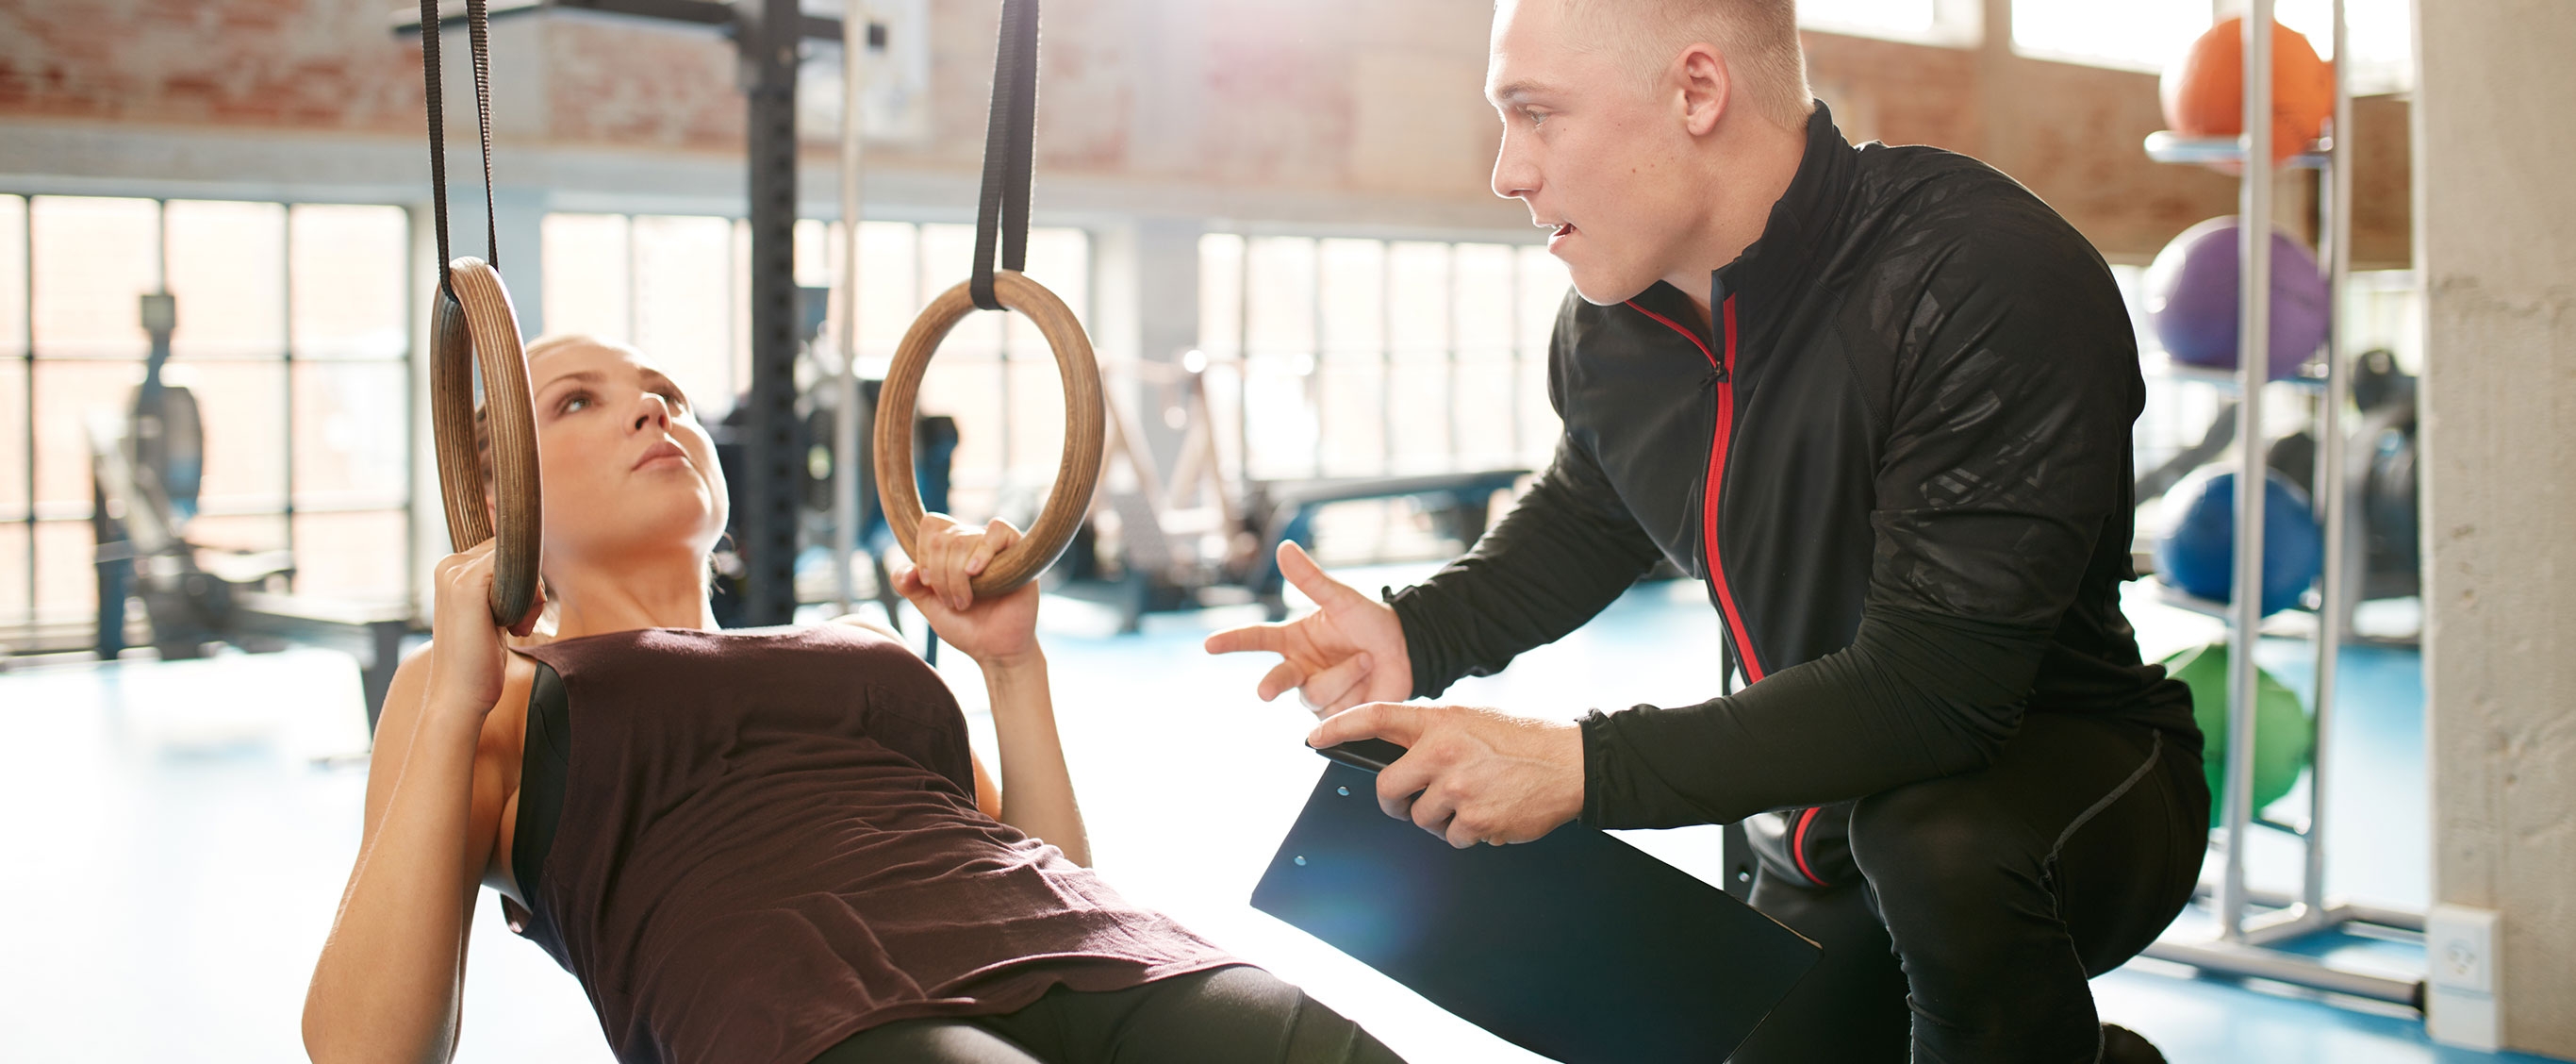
[1579,607,2045,828]
[1392,455,1663,699]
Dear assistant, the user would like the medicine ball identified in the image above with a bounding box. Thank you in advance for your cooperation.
[2155,467,2323,615]
[2164,641,2314,828]
[2161,15,2334,166]
[2146,217,2330,381]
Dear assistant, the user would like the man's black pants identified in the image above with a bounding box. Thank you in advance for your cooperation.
[1731,712,2209,1063]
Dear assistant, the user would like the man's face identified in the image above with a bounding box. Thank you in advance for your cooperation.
[1488,0,1703,305]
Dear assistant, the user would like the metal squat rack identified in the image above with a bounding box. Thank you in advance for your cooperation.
[2133,0,2426,1010]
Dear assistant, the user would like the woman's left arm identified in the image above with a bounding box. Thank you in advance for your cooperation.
[893,515,1093,866]
[975,647,1091,866]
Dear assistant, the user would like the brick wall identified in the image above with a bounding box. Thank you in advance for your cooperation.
[0,0,2406,261]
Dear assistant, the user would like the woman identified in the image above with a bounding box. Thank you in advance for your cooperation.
[302,336,1402,1064]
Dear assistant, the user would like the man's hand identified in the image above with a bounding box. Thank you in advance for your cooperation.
[1308,702,1585,849]
[1204,541,1412,716]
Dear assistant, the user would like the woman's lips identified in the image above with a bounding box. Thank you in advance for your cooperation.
[633,440,688,471]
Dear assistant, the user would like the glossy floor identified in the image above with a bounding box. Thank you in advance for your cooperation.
[0,570,2559,1063]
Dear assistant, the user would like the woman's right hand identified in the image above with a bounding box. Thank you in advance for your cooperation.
[428,540,544,718]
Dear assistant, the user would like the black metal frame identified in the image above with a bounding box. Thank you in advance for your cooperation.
[396,0,867,625]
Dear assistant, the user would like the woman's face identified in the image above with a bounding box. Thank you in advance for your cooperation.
[526,340,728,569]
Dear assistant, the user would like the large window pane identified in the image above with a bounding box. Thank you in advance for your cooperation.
[34,518,96,623]
[1802,0,1945,42]
[544,213,633,342]
[0,358,24,518]
[290,205,409,359]
[851,221,921,362]
[292,360,408,511]
[632,215,738,418]
[186,512,289,557]
[166,200,287,359]
[1241,237,1319,479]
[0,521,25,621]
[1002,228,1090,354]
[1314,240,1387,476]
[0,195,26,358]
[915,224,999,514]
[31,197,159,359]
[291,510,408,601]
[1517,246,1571,468]
[166,359,288,512]
[2278,0,2413,92]
[2012,0,2206,72]
[32,358,142,510]
[1197,233,1245,357]
[1453,243,1520,469]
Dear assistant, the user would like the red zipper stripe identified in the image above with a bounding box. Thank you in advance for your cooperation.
[1790,805,1826,885]
[1622,295,1764,684]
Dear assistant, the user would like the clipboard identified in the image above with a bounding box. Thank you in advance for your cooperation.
[1252,742,1820,1063]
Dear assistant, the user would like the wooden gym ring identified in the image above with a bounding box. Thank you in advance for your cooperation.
[876,270,1104,598]
[428,257,545,626]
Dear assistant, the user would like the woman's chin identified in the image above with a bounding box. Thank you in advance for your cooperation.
[551,500,722,562]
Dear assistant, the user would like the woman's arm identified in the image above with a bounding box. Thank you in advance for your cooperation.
[893,515,1092,866]
[303,541,533,1063]
[977,649,1090,866]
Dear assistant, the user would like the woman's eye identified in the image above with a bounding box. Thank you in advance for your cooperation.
[558,391,593,414]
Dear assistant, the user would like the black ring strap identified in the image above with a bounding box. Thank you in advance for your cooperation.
[419,0,503,295]
[969,0,1040,312]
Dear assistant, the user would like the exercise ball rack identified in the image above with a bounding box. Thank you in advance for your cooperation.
[2131,0,2426,1011]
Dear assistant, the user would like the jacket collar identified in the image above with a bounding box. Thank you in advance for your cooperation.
[1629,102,1858,357]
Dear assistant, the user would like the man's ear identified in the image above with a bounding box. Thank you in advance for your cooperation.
[1676,42,1730,137]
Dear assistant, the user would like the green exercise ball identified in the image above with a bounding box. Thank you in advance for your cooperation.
[2164,641,2315,828]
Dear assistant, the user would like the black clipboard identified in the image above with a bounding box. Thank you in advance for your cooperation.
[1252,741,1820,1064]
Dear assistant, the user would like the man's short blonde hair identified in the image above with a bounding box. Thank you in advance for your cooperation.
[1565,0,1813,130]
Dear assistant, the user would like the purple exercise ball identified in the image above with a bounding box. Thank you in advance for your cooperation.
[2145,217,2329,382]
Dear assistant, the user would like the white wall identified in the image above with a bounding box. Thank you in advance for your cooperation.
[2416,0,2576,1056]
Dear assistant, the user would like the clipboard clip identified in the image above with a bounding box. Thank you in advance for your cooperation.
[1314,738,1409,774]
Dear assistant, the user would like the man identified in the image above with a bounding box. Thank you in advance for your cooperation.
[1206,1,2206,1060]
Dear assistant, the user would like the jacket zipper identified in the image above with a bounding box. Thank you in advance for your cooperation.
[1628,291,1828,887]
[1621,291,1765,684]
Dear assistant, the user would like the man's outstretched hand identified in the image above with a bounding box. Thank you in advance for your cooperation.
[1203,541,1413,717]
[1307,702,1585,849]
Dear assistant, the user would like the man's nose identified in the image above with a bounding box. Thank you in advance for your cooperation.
[1492,129,1537,201]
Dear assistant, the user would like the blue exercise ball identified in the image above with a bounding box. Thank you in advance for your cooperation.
[2145,217,2330,381]
[2155,468,2323,615]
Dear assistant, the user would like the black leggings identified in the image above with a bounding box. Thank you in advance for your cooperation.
[1731,713,2209,1063]
[811,966,1406,1064]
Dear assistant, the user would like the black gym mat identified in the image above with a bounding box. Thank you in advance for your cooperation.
[1252,756,1820,1064]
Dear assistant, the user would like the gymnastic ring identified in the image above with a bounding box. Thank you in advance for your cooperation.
[428,258,544,626]
[876,270,1104,598]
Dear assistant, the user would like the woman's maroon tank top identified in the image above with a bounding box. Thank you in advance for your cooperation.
[502,624,1234,1064]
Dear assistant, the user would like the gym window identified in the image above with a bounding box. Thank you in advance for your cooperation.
[1800,0,1981,47]
[540,213,1091,524]
[0,194,414,651]
[2010,0,2413,92]
[1196,234,1567,486]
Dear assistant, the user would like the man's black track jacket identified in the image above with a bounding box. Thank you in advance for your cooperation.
[1388,105,2198,833]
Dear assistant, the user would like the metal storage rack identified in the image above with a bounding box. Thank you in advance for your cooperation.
[2133,0,2425,1009]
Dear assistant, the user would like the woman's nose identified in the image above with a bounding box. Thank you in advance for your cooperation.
[633,394,671,433]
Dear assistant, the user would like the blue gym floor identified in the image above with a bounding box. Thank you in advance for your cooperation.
[0,566,2561,1063]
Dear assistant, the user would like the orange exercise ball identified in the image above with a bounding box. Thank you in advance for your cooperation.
[2161,16,2334,166]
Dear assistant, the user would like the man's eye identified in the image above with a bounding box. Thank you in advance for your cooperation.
[1525,108,1547,127]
